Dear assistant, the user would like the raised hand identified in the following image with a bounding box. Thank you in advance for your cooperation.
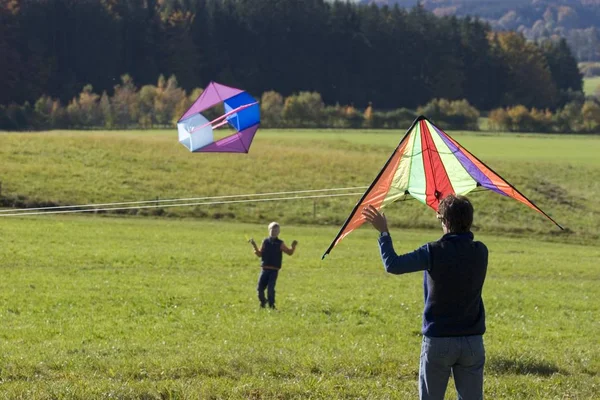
[361,204,388,233]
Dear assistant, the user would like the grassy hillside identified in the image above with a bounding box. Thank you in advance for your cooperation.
[0,217,597,398]
[583,76,600,96]
[0,129,599,244]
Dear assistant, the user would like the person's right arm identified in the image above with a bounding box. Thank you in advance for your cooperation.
[362,204,430,274]
[378,234,430,274]
[249,239,262,257]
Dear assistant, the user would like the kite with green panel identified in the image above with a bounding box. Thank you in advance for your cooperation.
[323,116,563,259]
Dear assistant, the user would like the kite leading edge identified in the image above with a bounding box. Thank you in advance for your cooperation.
[322,115,563,259]
[177,81,260,153]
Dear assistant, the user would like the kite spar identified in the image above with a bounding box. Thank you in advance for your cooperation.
[177,81,260,153]
[322,115,563,259]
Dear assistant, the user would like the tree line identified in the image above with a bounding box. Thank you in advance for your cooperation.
[0,0,585,116]
[0,74,481,131]
[2,72,599,133]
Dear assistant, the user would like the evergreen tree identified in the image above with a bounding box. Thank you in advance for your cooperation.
[541,38,583,106]
[0,0,22,105]
[458,17,505,110]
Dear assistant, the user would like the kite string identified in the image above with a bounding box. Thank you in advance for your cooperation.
[0,186,368,214]
[0,192,366,217]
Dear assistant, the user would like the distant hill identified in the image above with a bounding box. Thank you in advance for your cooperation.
[357,0,600,61]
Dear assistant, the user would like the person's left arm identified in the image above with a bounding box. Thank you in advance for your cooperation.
[281,240,297,256]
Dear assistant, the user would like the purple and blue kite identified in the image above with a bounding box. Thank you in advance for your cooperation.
[177,82,260,153]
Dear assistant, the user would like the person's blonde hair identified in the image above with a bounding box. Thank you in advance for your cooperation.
[268,222,280,230]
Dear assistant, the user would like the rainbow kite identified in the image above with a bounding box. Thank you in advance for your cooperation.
[177,82,260,153]
[322,115,562,258]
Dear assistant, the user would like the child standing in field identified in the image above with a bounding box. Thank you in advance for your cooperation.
[362,195,488,400]
[249,222,298,309]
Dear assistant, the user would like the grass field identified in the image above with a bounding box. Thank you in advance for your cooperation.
[0,216,598,399]
[583,76,600,97]
[0,129,599,243]
[0,129,598,398]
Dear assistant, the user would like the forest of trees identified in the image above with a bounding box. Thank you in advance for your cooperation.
[0,0,585,128]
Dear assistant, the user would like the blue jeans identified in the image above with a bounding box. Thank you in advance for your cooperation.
[257,269,279,308]
[419,335,485,400]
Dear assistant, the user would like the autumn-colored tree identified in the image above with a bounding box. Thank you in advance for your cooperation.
[173,87,203,126]
[66,85,102,128]
[282,92,324,128]
[111,75,139,128]
[489,32,559,109]
[418,98,479,130]
[33,95,65,129]
[581,100,600,132]
[488,108,511,131]
[155,75,186,126]
[137,84,158,128]
[554,101,583,132]
[260,91,284,128]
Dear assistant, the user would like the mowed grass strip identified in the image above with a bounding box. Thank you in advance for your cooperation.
[1,129,599,245]
[0,216,598,399]
[583,76,600,96]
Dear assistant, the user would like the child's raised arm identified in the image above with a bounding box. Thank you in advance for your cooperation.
[281,240,298,256]
[249,238,262,257]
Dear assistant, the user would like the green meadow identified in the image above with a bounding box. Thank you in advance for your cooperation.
[0,129,599,399]
[1,129,599,242]
[583,76,600,97]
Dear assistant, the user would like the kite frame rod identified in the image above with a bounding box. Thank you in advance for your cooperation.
[190,102,259,133]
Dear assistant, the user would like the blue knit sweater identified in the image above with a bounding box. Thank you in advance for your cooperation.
[378,232,488,337]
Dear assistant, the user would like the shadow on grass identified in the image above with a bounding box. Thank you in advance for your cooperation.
[488,355,561,376]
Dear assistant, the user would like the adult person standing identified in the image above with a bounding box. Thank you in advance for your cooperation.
[362,194,488,400]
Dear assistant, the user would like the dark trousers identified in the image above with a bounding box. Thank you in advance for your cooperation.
[257,269,279,308]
